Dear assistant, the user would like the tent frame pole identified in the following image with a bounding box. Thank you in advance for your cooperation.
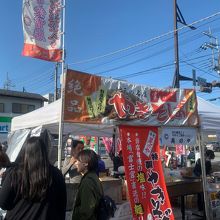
[57,0,66,169]
[198,128,211,219]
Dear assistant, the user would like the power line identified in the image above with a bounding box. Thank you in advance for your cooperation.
[115,63,174,80]
[68,12,220,66]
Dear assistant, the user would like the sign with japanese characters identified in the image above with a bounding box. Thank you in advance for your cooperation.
[119,125,174,220]
[22,0,62,62]
[64,69,199,126]
[161,127,197,145]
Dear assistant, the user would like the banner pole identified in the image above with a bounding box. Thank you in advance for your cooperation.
[57,0,66,169]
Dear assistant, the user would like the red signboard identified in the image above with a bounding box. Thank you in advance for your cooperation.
[119,125,174,220]
[64,69,199,127]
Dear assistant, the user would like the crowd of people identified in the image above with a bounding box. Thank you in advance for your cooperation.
[1,134,218,219]
[0,136,107,220]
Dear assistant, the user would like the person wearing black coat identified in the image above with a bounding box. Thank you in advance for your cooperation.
[0,137,67,220]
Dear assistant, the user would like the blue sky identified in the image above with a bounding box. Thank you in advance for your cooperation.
[0,0,220,104]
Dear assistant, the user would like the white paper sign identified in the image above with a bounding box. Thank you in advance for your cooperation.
[161,127,196,145]
[143,130,156,157]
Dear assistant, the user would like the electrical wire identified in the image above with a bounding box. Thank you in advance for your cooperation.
[68,12,220,66]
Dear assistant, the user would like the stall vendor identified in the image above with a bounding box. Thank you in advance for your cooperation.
[62,139,84,183]
[113,150,124,175]
[193,149,215,177]
[193,149,215,212]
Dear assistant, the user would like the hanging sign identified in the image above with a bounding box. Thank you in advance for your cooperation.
[64,69,199,127]
[119,125,174,220]
[161,127,196,145]
[22,0,62,62]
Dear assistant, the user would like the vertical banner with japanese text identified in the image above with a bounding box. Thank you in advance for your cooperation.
[119,125,174,220]
[22,0,62,62]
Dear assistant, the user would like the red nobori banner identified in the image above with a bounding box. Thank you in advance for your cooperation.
[119,125,174,220]
[22,0,62,62]
[64,69,199,126]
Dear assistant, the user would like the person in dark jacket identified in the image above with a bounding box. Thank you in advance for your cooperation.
[0,136,67,220]
[113,150,124,172]
[193,149,215,177]
[72,149,103,220]
[193,149,215,212]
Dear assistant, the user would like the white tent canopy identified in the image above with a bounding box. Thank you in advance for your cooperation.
[11,99,115,137]
[11,96,220,135]
[10,94,219,220]
[197,96,220,132]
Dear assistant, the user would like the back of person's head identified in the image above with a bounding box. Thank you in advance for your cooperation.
[205,149,215,160]
[20,136,51,201]
[23,136,49,167]
[0,148,10,168]
[77,149,98,172]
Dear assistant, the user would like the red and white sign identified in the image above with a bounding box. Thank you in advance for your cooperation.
[64,69,199,127]
[119,125,174,220]
[22,0,62,62]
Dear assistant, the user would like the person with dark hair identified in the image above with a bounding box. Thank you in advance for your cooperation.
[0,143,10,170]
[193,149,215,177]
[0,143,12,182]
[62,139,84,183]
[72,149,103,220]
[193,149,215,212]
[113,150,124,177]
[0,136,66,220]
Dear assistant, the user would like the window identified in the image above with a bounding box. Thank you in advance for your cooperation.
[28,105,35,112]
[12,103,35,114]
[0,103,4,112]
[12,103,21,113]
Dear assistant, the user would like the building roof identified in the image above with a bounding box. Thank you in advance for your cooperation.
[0,89,48,101]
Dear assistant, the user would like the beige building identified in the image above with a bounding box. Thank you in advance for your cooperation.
[0,89,47,142]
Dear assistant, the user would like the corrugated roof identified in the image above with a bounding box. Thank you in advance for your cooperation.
[0,89,48,101]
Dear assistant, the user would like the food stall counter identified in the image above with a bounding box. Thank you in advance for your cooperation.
[100,176,123,204]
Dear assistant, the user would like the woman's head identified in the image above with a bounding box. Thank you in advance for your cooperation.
[76,149,98,174]
[20,136,51,201]
[23,136,49,168]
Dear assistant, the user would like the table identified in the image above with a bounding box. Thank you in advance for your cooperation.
[166,178,203,220]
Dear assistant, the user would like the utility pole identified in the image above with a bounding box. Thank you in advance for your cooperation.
[3,72,15,90]
[172,1,196,88]
[54,63,59,101]
[201,28,220,74]
[172,0,180,88]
